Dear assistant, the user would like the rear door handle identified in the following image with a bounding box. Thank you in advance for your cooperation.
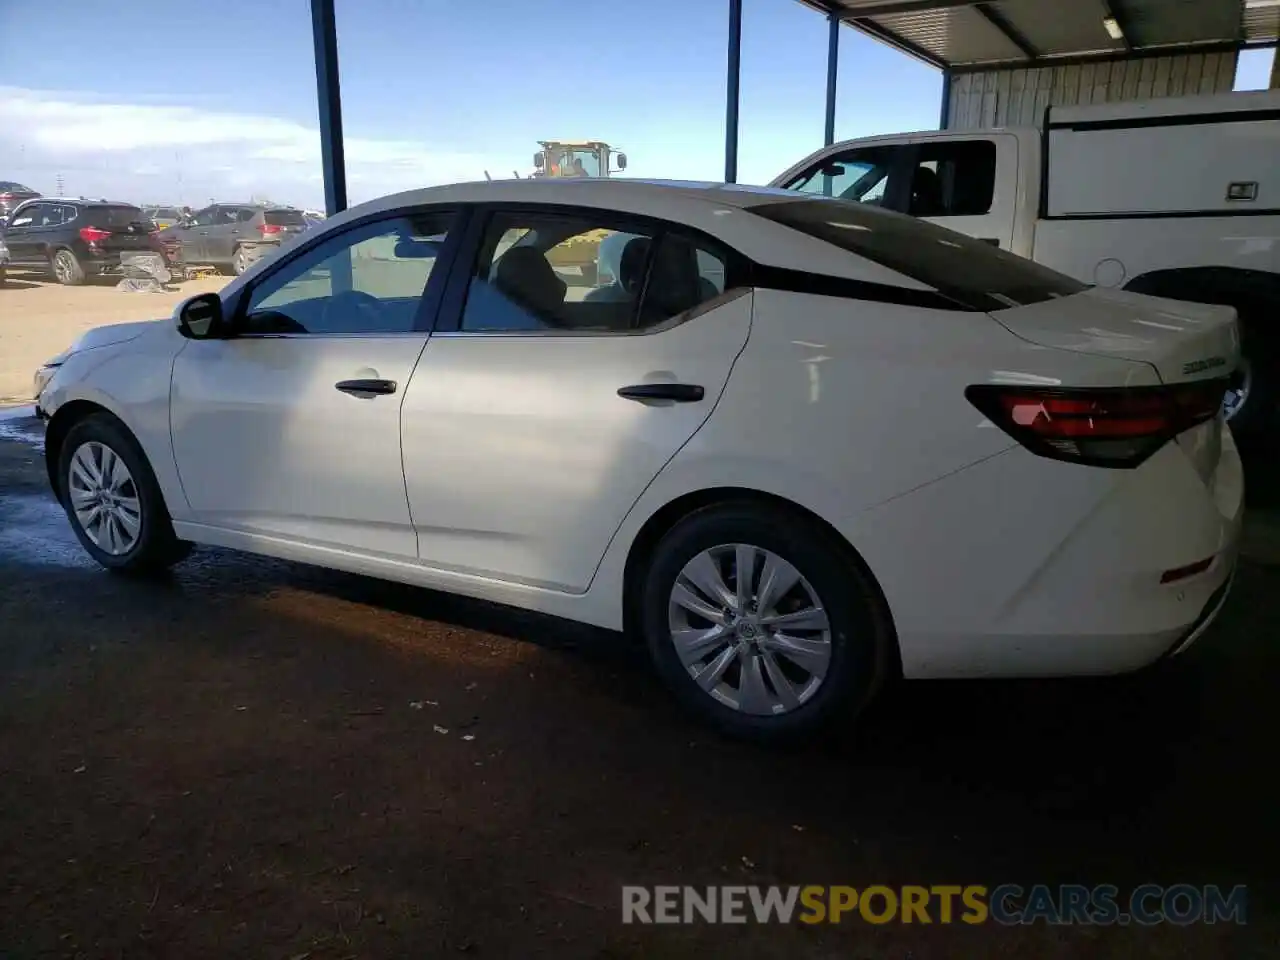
[617,383,705,403]
[336,378,397,396]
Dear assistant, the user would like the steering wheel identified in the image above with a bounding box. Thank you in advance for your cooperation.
[321,290,384,331]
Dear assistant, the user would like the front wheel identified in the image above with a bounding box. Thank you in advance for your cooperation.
[641,503,893,742]
[52,248,85,286]
[58,414,192,574]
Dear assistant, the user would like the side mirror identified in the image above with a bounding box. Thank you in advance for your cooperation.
[175,293,224,339]
[533,153,545,169]
[616,153,627,171]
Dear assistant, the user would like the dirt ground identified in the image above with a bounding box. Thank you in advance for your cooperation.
[0,410,1277,958]
[0,271,227,402]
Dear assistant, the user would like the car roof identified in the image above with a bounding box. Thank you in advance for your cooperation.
[225,178,933,294]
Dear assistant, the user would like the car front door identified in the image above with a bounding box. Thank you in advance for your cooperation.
[169,207,462,556]
[400,206,751,592]
[2,202,43,264]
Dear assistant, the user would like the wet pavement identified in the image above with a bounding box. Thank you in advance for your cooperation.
[1,405,1277,958]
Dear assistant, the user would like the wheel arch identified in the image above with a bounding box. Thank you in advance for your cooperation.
[619,486,901,677]
[1123,265,1280,316]
[45,399,130,498]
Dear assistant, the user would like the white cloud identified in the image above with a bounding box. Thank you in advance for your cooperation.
[0,86,519,208]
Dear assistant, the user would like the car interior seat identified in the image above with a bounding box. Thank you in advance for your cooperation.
[493,246,568,324]
[909,166,946,217]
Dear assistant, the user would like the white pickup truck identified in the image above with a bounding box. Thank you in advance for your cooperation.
[772,88,1280,446]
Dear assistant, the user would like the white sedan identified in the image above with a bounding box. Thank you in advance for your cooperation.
[36,178,1243,741]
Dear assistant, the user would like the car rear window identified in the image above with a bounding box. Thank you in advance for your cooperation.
[88,205,150,228]
[265,209,305,226]
[751,198,1087,311]
[0,182,34,193]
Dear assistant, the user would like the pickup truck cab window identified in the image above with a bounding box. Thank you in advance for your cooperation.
[781,146,896,204]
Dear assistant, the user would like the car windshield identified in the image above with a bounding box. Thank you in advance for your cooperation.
[751,198,1087,311]
[151,207,180,219]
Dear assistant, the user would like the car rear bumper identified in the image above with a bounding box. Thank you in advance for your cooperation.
[851,427,1244,679]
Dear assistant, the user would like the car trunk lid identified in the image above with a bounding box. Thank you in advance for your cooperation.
[988,287,1239,481]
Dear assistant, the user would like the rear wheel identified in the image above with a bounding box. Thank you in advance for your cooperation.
[58,414,191,574]
[232,245,250,276]
[1224,311,1278,446]
[641,503,892,742]
[52,248,85,286]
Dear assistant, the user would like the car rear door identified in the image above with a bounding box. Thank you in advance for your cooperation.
[204,205,243,264]
[399,204,751,592]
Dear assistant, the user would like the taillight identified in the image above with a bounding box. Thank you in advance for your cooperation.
[79,226,111,244]
[261,222,283,236]
[965,378,1229,469]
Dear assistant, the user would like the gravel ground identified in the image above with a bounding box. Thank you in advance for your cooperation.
[0,410,1276,958]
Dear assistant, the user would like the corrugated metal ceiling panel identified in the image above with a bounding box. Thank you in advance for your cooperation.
[810,0,1275,67]
[1118,0,1240,46]
[871,6,1027,64]
[989,0,1122,58]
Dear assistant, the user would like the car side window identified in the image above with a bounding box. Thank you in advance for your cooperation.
[214,207,241,226]
[59,204,79,224]
[241,210,454,336]
[42,205,66,228]
[191,207,217,227]
[907,140,997,218]
[237,208,257,223]
[7,204,41,228]
[458,211,729,334]
[784,146,897,204]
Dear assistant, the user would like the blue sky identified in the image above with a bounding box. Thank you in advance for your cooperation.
[0,0,1273,210]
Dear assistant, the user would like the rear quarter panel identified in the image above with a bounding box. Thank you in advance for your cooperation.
[1031,215,1280,287]
[583,289,1161,627]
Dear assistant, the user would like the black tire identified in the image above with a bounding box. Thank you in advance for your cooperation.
[640,502,893,743]
[52,248,85,286]
[57,413,192,575]
[0,266,7,287]
[1225,310,1279,448]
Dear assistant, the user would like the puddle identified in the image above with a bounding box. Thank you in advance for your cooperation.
[0,406,44,452]
[0,493,90,569]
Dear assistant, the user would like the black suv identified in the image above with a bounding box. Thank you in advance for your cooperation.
[0,199,161,285]
[156,203,306,275]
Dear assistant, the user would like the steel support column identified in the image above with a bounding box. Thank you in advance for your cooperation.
[311,0,348,216]
[724,0,743,183]
[824,13,839,145]
[939,69,952,129]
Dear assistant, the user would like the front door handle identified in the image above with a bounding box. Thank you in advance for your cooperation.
[617,383,705,403]
[336,378,397,396]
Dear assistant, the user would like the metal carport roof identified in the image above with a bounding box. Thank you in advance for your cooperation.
[799,0,1279,68]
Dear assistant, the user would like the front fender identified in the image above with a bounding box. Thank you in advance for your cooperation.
[42,337,189,519]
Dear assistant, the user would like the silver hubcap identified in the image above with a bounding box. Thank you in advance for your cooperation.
[1223,359,1252,422]
[67,441,142,556]
[54,252,73,282]
[667,543,832,717]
